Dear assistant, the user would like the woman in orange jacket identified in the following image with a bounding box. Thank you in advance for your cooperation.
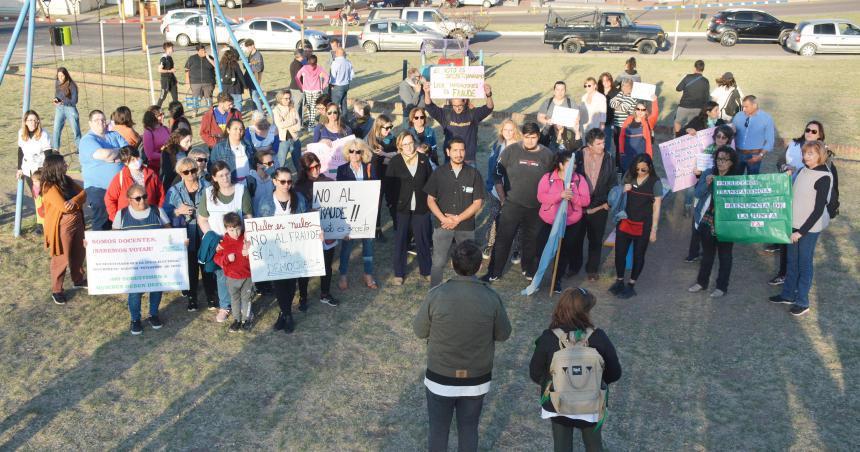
[618,94,659,174]
[104,146,165,223]
[41,154,87,305]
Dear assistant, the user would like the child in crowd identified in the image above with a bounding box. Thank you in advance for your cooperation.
[416,143,437,170]
[31,169,45,235]
[214,212,255,333]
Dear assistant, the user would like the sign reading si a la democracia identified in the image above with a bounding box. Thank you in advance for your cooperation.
[713,173,792,244]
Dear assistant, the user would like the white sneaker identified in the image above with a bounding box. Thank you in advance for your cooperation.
[710,289,725,298]
[688,283,704,293]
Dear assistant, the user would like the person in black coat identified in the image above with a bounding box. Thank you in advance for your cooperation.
[681,101,726,137]
[530,287,621,452]
[384,131,434,285]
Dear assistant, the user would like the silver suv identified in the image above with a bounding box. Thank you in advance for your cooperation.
[367,7,475,40]
[785,19,860,56]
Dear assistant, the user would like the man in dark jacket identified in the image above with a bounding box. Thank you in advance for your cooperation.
[422,81,494,166]
[414,240,511,452]
[674,59,710,136]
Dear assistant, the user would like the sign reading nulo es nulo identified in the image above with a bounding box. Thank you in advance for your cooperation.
[245,212,327,282]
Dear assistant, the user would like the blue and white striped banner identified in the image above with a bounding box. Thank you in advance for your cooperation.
[645,0,788,11]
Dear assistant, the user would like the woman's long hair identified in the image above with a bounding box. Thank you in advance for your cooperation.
[143,105,163,131]
[597,72,614,95]
[367,114,392,151]
[210,160,232,202]
[549,287,596,331]
[793,120,825,145]
[319,102,346,130]
[298,152,321,184]
[56,67,74,98]
[222,118,245,140]
[20,110,43,141]
[623,154,655,184]
[274,167,300,213]
[696,101,720,123]
[40,154,72,197]
[164,129,192,155]
[495,118,522,145]
[219,48,242,79]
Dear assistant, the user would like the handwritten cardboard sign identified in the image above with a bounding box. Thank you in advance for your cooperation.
[312,180,380,239]
[430,66,485,99]
[245,212,327,282]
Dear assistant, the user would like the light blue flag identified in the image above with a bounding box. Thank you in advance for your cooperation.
[521,160,576,296]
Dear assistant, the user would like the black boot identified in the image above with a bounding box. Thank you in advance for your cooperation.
[273,311,286,331]
[284,314,295,334]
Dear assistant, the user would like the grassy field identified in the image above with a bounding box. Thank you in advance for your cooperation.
[1,53,858,450]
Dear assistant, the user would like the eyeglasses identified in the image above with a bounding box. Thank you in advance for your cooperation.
[636,108,647,112]
[381,125,393,130]
[327,111,339,116]
[260,161,275,167]
[276,179,293,185]
[195,158,208,163]
[636,167,649,173]
[130,195,148,202]
[348,149,362,154]
[412,115,425,120]
[716,157,731,163]
[180,168,199,175]
[805,128,819,135]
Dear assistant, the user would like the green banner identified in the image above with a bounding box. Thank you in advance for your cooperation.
[713,173,792,244]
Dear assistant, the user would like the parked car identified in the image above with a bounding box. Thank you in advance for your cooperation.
[543,10,666,54]
[163,14,238,47]
[707,9,795,47]
[360,19,444,52]
[306,0,369,12]
[182,0,252,9]
[160,8,203,35]
[785,19,860,56]
[367,7,476,40]
[232,18,331,51]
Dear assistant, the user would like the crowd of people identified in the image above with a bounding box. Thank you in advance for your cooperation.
[16,44,841,451]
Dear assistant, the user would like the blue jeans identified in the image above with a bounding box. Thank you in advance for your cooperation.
[292,138,303,172]
[127,291,163,322]
[230,93,243,111]
[738,152,762,175]
[251,90,264,112]
[330,84,349,117]
[84,186,110,231]
[339,238,374,275]
[214,267,232,310]
[780,232,819,308]
[276,139,294,169]
[52,105,82,150]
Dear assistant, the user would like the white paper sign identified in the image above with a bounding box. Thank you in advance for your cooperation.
[550,106,580,128]
[245,212,327,282]
[430,66,485,99]
[305,134,354,174]
[85,229,190,295]
[658,134,699,192]
[631,82,656,100]
[312,180,380,239]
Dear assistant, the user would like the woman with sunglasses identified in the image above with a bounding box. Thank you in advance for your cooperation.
[142,105,171,175]
[688,146,740,298]
[165,156,216,312]
[617,95,659,174]
[249,150,277,217]
[188,148,210,180]
[41,154,87,305]
[367,114,399,235]
[385,131,434,285]
[198,161,254,320]
[609,154,662,299]
[105,146,165,225]
[684,125,734,263]
[160,129,193,187]
[336,139,379,290]
[209,118,256,182]
[312,103,352,143]
[407,107,438,166]
[768,120,827,286]
[257,167,310,333]
[113,184,172,335]
[580,77,606,140]
[296,152,340,307]
[529,287,621,452]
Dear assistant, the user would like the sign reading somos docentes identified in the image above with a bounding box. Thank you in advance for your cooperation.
[85,229,190,295]
[713,173,792,244]
[430,66,485,99]
[313,180,380,239]
[245,212,327,282]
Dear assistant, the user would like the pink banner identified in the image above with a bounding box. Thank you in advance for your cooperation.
[658,134,699,192]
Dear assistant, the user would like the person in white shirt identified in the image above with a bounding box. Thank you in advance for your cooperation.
[580,76,606,140]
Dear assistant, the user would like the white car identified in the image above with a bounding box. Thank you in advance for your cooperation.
[160,8,203,35]
[785,19,860,56]
[163,14,238,47]
[360,19,444,52]
[231,18,331,51]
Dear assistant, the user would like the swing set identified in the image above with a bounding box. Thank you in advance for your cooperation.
[0,0,273,238]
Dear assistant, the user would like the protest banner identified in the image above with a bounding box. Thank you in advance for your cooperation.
[312,180,380,239]
[631,82,656,100]
[245,212,327,282]
[713,173,792,244]
[85,229,189,295]
[657,134,699,192]
[550,105,580,128]
[430,66,485,99]
[305,135,354,174]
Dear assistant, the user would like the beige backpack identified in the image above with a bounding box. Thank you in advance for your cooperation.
[543,328,607,419]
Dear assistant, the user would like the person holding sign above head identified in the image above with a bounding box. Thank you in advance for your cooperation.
[423,81,494,166]
[112,184,172,335]
[41,154,87,305]
[198,161,253,321]
[104,146,166,226]
[609,154,663,299]
[164,157,216,312]
[296,152,340,307]
[386,131,434,285]
[688,147,740,298]
[617,95,659,174]
[769,141,834,317]
[336,139,379,291]
[213,212,255,333]
[425,137,486,288]
[210,118,256,183]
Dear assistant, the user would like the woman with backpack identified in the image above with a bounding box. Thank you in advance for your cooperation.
[529,287,621,452]
[710,72,743,121]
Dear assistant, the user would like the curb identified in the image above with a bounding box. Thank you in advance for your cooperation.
[474,31,707,37]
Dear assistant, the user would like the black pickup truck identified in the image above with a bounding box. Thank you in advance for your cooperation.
[544,10,667,54]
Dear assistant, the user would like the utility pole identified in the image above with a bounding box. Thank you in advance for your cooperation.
[139,0,156,104]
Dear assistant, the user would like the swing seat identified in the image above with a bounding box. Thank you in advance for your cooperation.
[184,95,201,111]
